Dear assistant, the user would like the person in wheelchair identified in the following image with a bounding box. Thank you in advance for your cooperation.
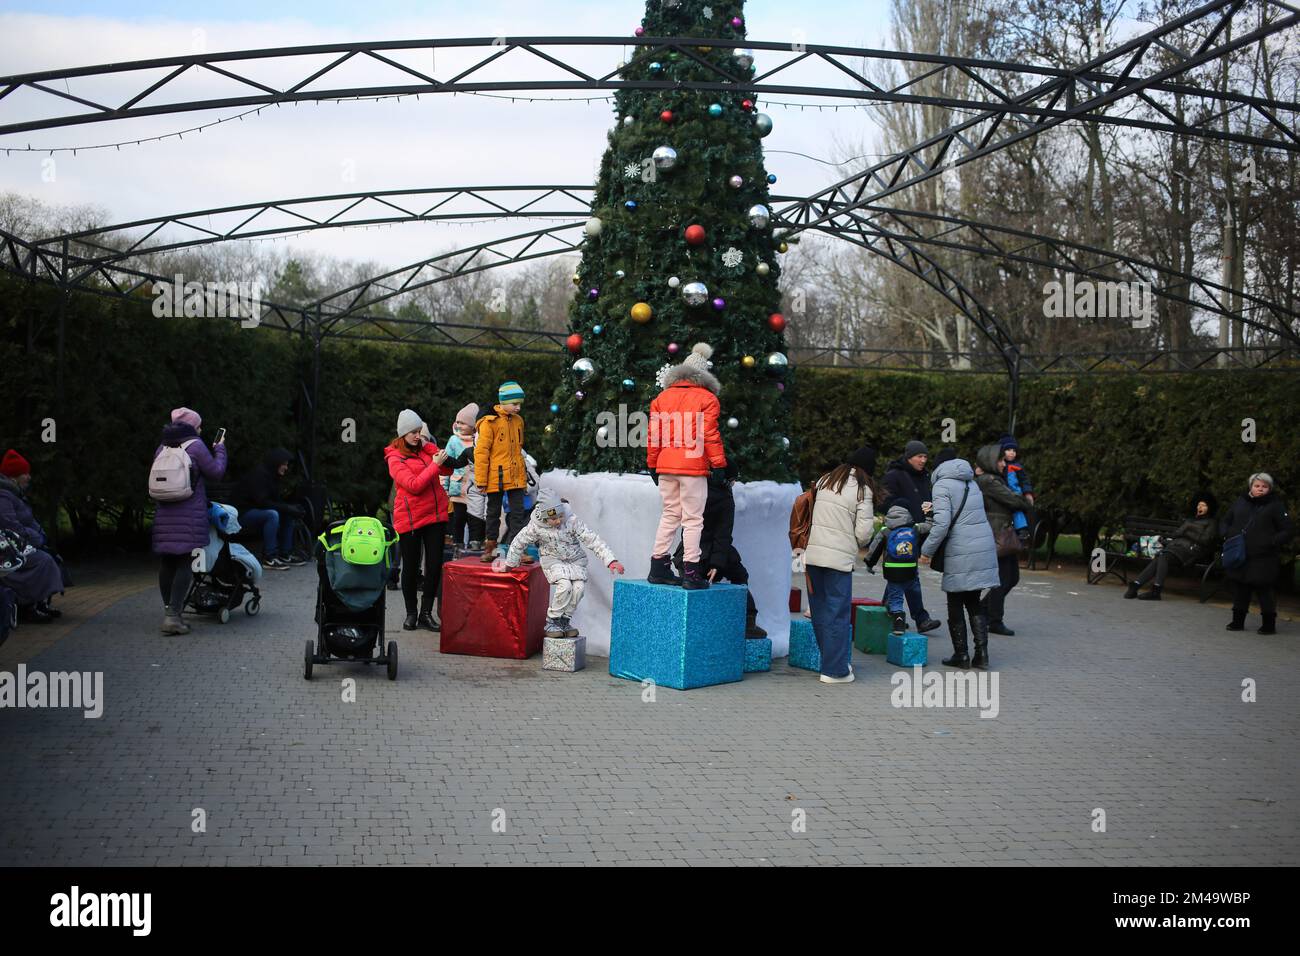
[236,447,307,569]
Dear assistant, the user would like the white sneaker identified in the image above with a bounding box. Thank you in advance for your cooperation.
[819,666,855,684]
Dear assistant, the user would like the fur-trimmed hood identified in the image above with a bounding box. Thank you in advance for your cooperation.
[661,342,721,395]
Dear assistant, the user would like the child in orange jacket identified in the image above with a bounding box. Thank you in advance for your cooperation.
[646,342,726,590]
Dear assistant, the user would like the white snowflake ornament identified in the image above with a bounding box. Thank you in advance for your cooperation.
[623,161,641,180]
[702,6,714,19]
[721,246,743,268]
[655,362,676,388]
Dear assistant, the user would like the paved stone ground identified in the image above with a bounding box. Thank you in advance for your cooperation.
[0,559,1295,866]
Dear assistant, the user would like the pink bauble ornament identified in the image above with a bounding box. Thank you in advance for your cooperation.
[667,342,680,355]
[635,26,645,37]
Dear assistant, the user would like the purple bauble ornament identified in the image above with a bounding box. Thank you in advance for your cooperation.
[712,297,726,311]
[635,26,645,37]
[588,288,600,300]
[667,342,680,355]
[731,16,743,28]
[576,390,587,400]
[776,382,785,391]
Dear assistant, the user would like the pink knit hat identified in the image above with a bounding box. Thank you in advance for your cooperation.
[170,406,202,429]
[455,403,480,428]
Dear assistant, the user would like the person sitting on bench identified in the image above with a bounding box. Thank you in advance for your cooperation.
[1124,492,1218,601]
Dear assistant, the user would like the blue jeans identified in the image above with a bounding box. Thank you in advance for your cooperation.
[882,575,929,624]
[241,508,295,559]
[807,565,853,679]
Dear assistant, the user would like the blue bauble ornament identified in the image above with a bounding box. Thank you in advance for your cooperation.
[767,173,777,184]
[625,200,638,210]
[549,403,559,414]
[708,103,723,117]
[592,324,604,335]
[621,378,636,392]
[649,61,663,72]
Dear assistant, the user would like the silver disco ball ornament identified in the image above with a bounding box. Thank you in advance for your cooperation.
[765,351,789,375]
[747,204,771,229]
[571,357,597,384]
[652,145,678,171]
[754,113,773,137]
[733,48,755,70]
[681,281,710,307]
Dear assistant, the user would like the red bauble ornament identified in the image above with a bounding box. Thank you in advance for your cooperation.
[684,224,707,245]
[768,312,786,332]
[566,333,584,354]
[742,99,754,112]
[660,109,674,123]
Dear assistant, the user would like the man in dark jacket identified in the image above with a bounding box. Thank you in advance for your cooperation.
[672,461,766,637]
[974,444,1031,635]
[236,447,304,569]
[882,440,933,524]
[1124,492,1219,601]
[1220,473,1294,635]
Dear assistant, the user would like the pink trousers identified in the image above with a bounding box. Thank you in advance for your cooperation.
[652,474,708,564]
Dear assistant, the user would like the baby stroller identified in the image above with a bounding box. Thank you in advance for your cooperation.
[307,517,398,680]
[187,503,262,623]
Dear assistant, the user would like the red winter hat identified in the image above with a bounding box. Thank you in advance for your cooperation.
[1,449,31,478]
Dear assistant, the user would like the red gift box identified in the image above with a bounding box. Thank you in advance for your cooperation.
[789,587,801,612]
[440,557,550,659]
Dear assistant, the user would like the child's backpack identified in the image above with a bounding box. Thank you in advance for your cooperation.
[149,440,198,502]
[883,525,919,580]
[789,486,818,550]
[320,515,398,566]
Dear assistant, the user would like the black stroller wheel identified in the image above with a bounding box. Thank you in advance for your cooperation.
[386,641,398,681]
[218,606,230,624]
[245,598,260,616]
[303,640,314,680]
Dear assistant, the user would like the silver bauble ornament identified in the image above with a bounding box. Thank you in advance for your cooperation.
[733,48,755,70]
[681,281,710,307]
[596,425,610,442]
[726,417,740,429]
[765,351,789,375]
[756,262,771,276]
[754,113,773,137]
[728,174,743,189]
[571,357,597,384]
[614,269,626,279]
[584,217,603,237]
[747,204,771,229]
[668,276,681,288]
[652,145,678,171]
[622,115,634,127]
[782,437,790,449]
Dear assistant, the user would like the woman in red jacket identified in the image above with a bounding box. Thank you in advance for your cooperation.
[646,342,727,590]
[384,409,472,631]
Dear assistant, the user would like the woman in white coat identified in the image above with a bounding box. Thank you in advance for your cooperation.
[802,446,878,683]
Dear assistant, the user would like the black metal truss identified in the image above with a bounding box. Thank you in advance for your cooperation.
[777,0,1300,238]
[1,5,1295,152]
[779,201,1300,346]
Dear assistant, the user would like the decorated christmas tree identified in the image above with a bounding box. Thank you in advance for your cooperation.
[543,0,794,482]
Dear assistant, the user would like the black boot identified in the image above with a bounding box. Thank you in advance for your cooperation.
[402,611,418,630]
[988,621,1015,636]
[682,561,710,590]
[943,614,971,668]
[970,614,990,669]
[1137,585,1162,601]
[1123,582,1139,599]
[647,554,682,586]
[1226,608,1246,631]
[1258,614,1277,635]
[417,605,438,631]
[745,611,767,639]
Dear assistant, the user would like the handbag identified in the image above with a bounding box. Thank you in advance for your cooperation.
[929,482,970,574]
[1221,511,1256,571]
[995,525,1022,558]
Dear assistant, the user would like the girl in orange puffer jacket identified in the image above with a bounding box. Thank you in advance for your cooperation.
[646,342,727,590]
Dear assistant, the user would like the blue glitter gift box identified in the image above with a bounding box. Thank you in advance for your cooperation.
[609,579,746,690]
[743,638,772,673]
[788,616,820,672]
[887,632,928,667]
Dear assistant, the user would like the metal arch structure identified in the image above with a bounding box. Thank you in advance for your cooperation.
[1,0,1298,460]
[1,7,1297,148]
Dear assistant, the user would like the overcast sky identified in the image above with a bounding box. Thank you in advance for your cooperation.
[0,0,894,278]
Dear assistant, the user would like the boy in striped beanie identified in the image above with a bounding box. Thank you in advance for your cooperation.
[476,381,532,561]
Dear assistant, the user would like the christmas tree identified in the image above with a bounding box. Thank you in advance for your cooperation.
[543,0,794,482]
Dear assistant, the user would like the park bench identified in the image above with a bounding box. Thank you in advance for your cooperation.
[1085,514,1224,603]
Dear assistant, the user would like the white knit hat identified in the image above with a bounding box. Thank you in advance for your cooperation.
[682,342,713,374]
[396,408,422,436]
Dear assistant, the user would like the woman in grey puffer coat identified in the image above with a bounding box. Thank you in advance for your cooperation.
[921,449,1001,669]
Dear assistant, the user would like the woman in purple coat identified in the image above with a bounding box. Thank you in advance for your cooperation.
[152,407,227,634]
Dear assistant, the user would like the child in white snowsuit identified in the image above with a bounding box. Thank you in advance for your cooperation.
[494,489,624,637]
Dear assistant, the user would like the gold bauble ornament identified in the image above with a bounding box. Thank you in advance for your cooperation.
[742,355,756,368]
[630,301,653,323]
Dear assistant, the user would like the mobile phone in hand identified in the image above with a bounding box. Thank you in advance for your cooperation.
[215,427,227,444]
